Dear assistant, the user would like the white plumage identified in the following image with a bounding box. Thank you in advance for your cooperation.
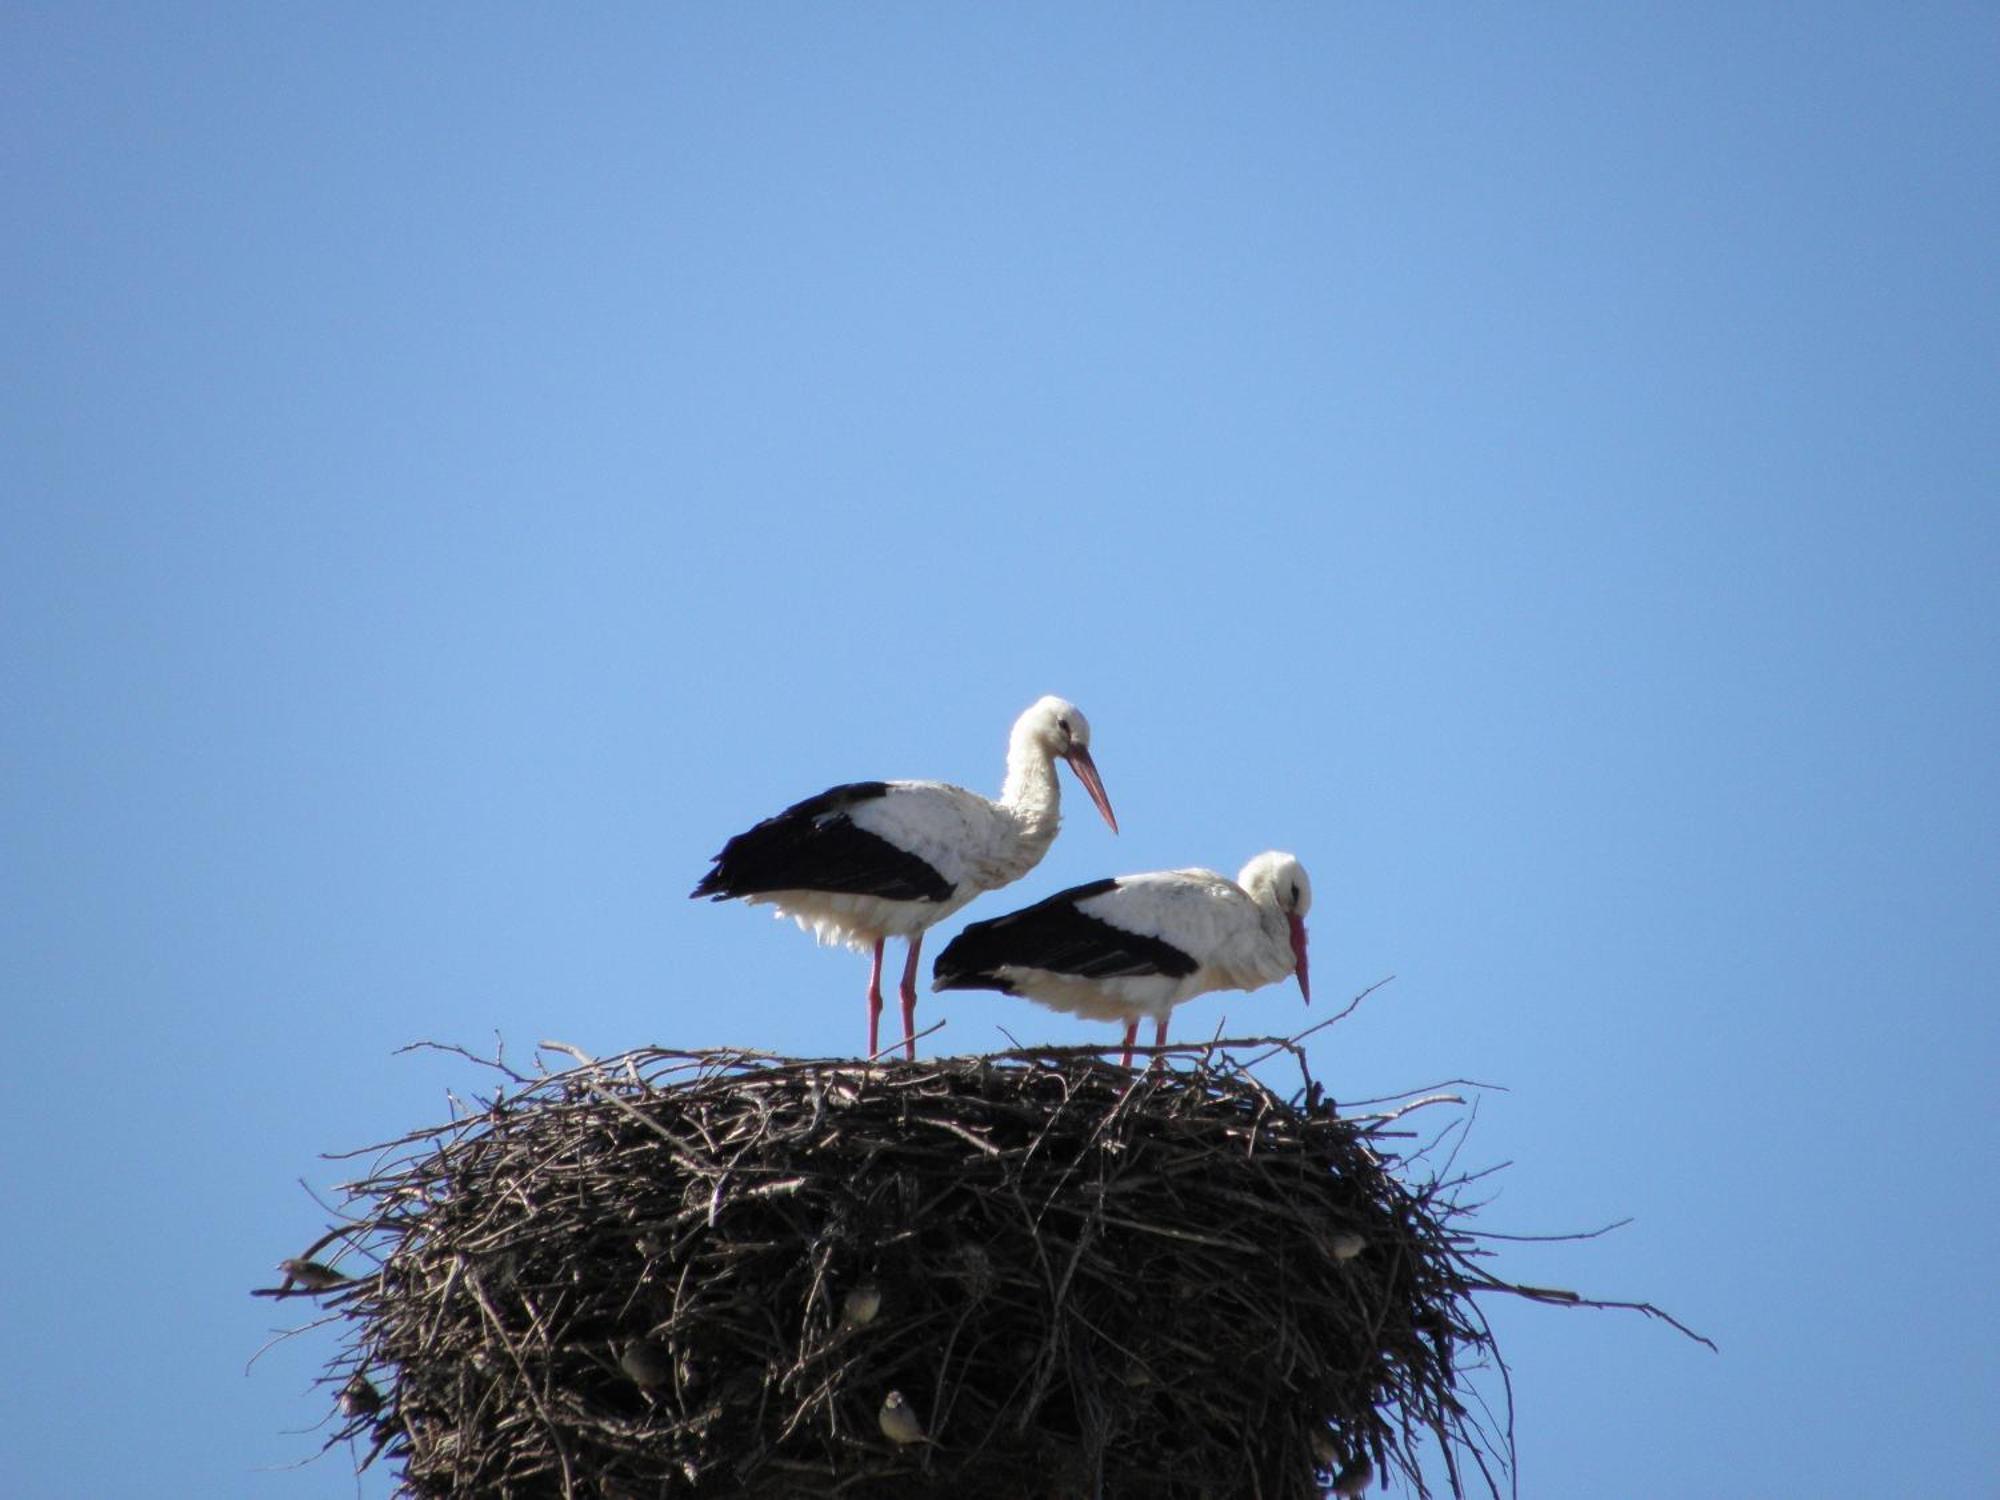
[933,851,1312,1066]
[692,696,1118,1060]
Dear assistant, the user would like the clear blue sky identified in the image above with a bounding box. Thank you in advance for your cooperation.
[4,6,1994,1495]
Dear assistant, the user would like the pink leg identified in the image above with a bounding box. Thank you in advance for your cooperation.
[866,940,885,1057]
[1151,1015,1170,1070]
[1119,1019,1138,1069]
[899,936,923,1062]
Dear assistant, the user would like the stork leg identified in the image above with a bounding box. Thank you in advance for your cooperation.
[1119,1019,1138,1069]
[899,936,924,1062]
[1152,1015,1170,1068]
[866,939,886,1057]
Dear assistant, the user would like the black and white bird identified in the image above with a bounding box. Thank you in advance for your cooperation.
[692,696,1118,1060]
[932,851,1311,1066]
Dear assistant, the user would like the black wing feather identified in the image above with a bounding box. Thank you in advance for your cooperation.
[691,781,955,904]
[933,878,1200,993]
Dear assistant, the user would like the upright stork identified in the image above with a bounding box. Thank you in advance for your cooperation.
[932,851,1311,1065]
[691,696,1118,1060]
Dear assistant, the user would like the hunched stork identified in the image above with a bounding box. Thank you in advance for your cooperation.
[691,696,1118,1060]
[931,851,1311,1066]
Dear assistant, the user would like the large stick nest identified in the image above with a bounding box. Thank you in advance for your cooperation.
[277,1040,1694,1498]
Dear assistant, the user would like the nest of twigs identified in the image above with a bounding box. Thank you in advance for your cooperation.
[272,1039,1701,1498]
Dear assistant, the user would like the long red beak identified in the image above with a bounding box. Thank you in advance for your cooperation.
[1288,913,1310,1003]
[1064,745,1119,834]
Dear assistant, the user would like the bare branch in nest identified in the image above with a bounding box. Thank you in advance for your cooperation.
[268,1037,1705,1498]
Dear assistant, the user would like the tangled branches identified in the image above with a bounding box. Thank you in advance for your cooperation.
[271,1039,1702,1497]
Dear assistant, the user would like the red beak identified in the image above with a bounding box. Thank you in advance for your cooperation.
[1063,745,1119,834]
[1288,913,1310,1004]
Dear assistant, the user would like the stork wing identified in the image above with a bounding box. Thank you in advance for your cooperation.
[934,876,1203,991]
[692,782,956,903]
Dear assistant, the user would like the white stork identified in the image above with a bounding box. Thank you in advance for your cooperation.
[691,696,1118,1060]
[931,851,1311,1066]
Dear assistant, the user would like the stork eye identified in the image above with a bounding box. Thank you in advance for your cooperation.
[1057,717,1072,736]
[1289,883,1300,906]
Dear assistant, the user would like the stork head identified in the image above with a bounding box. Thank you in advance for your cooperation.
[1017,696,1118,834]
[1239,851,1312,1002]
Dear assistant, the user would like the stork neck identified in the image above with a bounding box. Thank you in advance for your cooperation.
[998,734,1063,841]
